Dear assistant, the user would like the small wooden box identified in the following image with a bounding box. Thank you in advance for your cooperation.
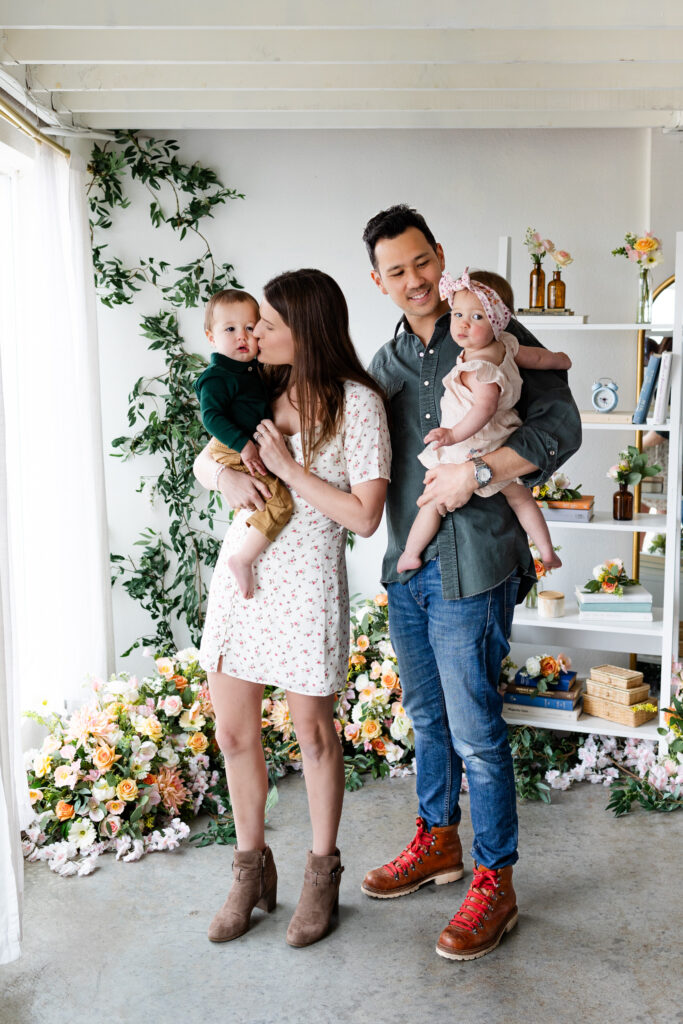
[582,693,657,726]
[589,665,644,689]
[586,679,650,705]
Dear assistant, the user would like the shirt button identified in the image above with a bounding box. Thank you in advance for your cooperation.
[419,352,424,358]
[428,349,434,354]
[424,381,429,386]
[425,413,431,419]
[549,448,556,455]
[248,366,253,372]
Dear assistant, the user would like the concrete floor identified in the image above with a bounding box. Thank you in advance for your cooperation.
[2,774,680,1024]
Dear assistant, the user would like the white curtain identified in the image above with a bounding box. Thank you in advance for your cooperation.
[0,143,114,962]
[3,145,114,718]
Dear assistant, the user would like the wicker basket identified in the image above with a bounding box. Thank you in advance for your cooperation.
[582,693,658,726]
[589,664,644,689]
[586,679,650,706]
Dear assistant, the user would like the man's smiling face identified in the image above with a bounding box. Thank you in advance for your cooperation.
[371,226,447,323]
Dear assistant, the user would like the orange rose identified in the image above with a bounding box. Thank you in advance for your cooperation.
[374,593,388,607]
[356,635,370,652]
[116,779,139,802]
[602,580,617,593]
[349,654,367,667]
[540,656,558,678]
[634,236,658,253]
[171,674,188,692]
[143,773,157,785]
[534,559,546,579]
[371,738,386,756]
[55,800,75,821]
[381,669,398,690]
[92,743,121,771]
[187,732,208,755]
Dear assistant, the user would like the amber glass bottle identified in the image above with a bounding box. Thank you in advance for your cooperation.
[613,482,634,521]
[529,264,545,308]
[547,270,566,310]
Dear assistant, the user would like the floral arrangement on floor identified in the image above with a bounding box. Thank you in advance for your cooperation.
[517,652,573,694]
[22,649,228,875]
[532,471,583,504]
[581,557,638,597]
[523,227,572,269]
[611,232,663,269]
[23,600,681,876]
[607,445,661,487]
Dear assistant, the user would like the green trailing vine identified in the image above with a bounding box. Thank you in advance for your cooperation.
[88,131,245,655]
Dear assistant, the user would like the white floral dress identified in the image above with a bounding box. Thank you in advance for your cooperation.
[199,381,391,695]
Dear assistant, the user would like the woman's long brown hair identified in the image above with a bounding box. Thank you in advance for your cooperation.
[262,269,385,471]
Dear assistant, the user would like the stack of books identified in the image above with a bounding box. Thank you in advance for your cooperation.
[575,583,653,622]
[503,669,583,724]
[537,495,594,523]
[633,351,673,425]
[582,665,657,727]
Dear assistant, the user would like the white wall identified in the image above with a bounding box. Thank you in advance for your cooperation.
[94,126,677,673]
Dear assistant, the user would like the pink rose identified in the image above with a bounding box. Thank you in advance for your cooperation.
[161,695,183,717]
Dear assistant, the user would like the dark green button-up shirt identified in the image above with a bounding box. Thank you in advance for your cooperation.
[369,313,582,601]
[194,352,270,454]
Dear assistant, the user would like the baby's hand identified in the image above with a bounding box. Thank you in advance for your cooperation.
[424,427,454,449]
[241,440,267,477]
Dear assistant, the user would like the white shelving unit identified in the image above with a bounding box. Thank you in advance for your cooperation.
[507,233,683,741]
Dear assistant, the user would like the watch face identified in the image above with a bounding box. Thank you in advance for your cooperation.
[475,462,493,486]
[593,387,618,412]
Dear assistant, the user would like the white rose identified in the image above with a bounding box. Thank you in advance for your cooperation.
[138,740,158,761]
[175,647,200,667]
[525,656,542,678]
[87,799,105,822]
[390,715,411,740]
[41,734,61,755]
[551,472,569,490]
[592,563,605,580]
[161,695,183,717]
[60,745,76,761]
[159,744,179,767]
[92,778,116,803]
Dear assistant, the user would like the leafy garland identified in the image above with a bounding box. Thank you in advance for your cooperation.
[87,131,245,655]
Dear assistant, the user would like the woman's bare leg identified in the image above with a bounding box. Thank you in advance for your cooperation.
[397,500,443,573]
[287,691,344,856]
[502,482,562,569]
[208,666,268,849]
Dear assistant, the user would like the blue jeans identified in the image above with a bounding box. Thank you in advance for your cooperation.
[387,558,520,869]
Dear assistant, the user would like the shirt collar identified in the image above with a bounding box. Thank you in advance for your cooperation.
[211,351,258,374]
[393,311,452,345]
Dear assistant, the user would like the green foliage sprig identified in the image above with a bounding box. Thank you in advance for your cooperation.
[509,726,582,803]
[88,130,245,655]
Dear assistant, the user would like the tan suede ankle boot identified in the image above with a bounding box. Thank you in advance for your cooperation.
[208,846,277,942]
[285,849,344,948]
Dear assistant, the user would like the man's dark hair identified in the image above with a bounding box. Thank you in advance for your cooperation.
[362,204,439,270]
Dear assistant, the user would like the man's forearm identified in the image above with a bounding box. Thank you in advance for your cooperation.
[484,446,538,486]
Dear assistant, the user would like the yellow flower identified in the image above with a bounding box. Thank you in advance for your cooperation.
[187,731,209,755]
[360,719,381,741]
[634,236,659,254]
[116,779,139,802]
[144,715,163,742]
[32,753,52,779]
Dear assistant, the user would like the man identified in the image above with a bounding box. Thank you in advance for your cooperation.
[360,205,581,961]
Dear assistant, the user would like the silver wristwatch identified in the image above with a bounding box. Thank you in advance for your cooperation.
[472,456,493,489]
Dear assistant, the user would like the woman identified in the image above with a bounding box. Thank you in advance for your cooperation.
[194,268,390,947]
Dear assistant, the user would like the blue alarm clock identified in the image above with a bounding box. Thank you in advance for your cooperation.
[591,378,619,413]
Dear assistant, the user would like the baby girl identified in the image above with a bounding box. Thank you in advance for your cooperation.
[397,268,570,574]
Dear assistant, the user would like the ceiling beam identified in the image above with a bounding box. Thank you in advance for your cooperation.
[53,88,683,113]
[20,61,683,93]
[3,0,683,30]
[76,109,678,130]
[4,28,683,65]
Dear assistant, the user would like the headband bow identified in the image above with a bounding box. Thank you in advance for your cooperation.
[439,267,511,340]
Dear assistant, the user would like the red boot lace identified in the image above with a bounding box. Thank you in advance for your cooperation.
[385,817,434,878]
[449,867,499,932]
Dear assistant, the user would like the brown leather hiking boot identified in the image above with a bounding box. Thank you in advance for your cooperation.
[208,846,277,942]
[436,862,518,960]
[286,848,344,948]
[361,817,464,899]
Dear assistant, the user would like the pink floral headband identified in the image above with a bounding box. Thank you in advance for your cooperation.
[439,267,511,339]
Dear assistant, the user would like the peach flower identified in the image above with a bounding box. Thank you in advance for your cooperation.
[371,738,386,756]
[105,799,125,815]
[540,656,558,678]
[634,235,659,253]
[116,779,139,802]
[349,654,367,667]
[344,723,361,744]
[55,800,75,821]
[360,719,381,741]
[187,732,209,755]
[92,744,121,771]
[356,635,370,652]
[374,593,388,607]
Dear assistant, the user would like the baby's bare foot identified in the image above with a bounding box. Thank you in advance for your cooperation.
[397,551,422,573]
[542,552,562,571]
[228,555,255,599]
